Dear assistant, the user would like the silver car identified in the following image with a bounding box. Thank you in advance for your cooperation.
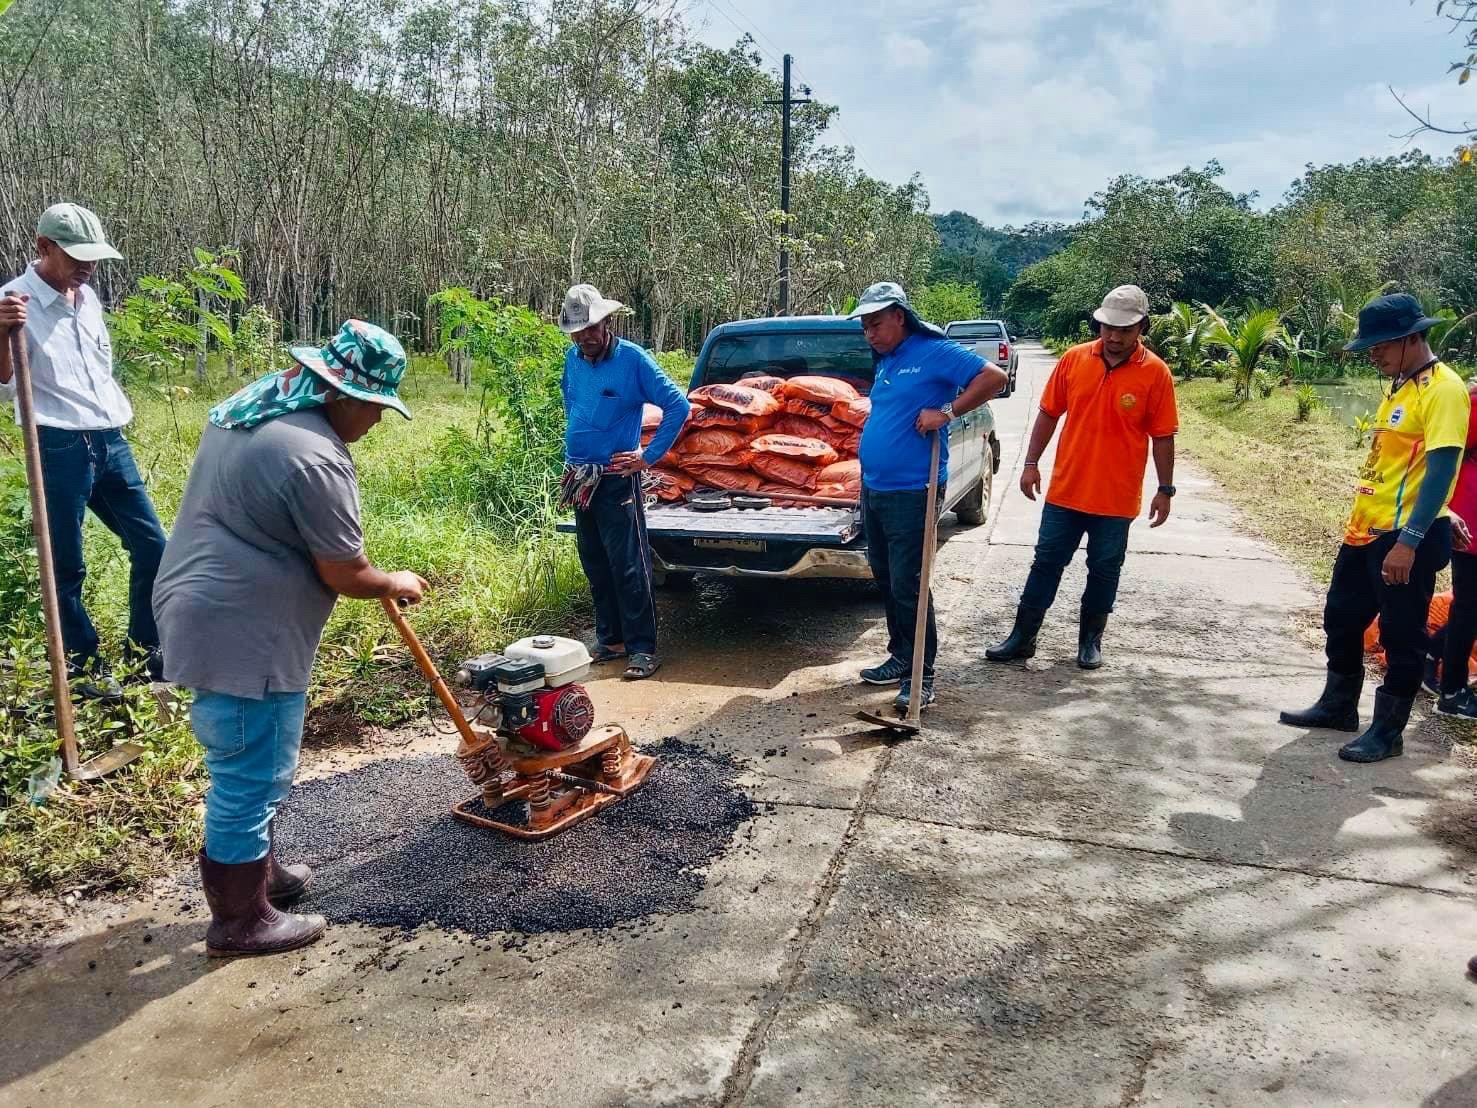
[944,319,1019,397]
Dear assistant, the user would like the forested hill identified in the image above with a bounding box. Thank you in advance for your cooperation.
[929,212,1071,313]
[0,0,937,352]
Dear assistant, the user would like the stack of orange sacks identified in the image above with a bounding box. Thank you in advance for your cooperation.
[644,375,869,505]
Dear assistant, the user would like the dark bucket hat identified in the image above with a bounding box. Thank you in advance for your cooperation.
[1344,293,1444,353]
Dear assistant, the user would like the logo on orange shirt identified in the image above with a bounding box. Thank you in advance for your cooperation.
[1119,393,1137,409]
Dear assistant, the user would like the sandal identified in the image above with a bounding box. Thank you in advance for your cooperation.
[591,644,627,663]
[623,653,661,680]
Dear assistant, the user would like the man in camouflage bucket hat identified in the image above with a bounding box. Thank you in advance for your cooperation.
[153,319,427,958]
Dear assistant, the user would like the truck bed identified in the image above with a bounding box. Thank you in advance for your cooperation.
[645,503,860,545]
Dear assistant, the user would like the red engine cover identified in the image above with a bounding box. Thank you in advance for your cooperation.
[515,684,595,751]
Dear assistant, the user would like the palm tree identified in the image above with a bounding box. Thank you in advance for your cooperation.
[1204,307,1287,400]
[1150,302,1209,379]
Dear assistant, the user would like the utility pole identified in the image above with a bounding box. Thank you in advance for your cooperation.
[765,54,810,315]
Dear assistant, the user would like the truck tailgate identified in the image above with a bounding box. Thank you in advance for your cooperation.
[557,504,861,546]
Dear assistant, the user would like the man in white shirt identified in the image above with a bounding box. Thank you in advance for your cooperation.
[0,203,167,698]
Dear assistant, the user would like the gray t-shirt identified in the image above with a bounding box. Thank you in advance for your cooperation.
[153,410,364,698]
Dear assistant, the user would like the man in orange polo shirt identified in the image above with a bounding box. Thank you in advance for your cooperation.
[988,285,1178,669]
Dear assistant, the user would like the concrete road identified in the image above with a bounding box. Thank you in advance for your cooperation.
[3,344,1475,1107]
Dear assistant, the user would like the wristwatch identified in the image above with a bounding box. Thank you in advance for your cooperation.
[939,402,955,420]
[1158,484,1177,498]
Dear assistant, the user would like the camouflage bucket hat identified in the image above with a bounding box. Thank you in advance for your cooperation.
[847,281,946,338]
[290,320,411,419]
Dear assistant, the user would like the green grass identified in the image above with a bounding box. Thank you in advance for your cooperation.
[1,357,592,897]
[1176,379,1366,582]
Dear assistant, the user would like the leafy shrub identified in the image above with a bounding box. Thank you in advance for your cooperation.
[1294,384,1320,422]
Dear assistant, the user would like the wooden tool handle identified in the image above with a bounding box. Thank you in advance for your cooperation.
[379,596,482,749]
[11,329,79,776]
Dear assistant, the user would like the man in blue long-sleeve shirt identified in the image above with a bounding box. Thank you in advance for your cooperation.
[558,283,688,680]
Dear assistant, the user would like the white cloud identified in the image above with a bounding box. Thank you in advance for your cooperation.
[688,0,1475,223]
[882,33,932,70]
[1158,0,1277,49]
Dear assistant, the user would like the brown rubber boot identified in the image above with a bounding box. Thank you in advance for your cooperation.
[266,821,310,905]
[200,852,326,958]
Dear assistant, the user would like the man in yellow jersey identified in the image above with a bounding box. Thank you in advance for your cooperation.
[1280,294,1470,763]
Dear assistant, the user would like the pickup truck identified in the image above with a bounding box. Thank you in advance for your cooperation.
[621,315,1000,582]
[943,319,1018,397]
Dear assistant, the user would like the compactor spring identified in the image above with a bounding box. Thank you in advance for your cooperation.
[527,771,553,810]
[601,746,623,779]
[458,740,510,789]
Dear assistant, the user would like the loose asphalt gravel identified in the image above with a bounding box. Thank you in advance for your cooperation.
[271,738,756,936]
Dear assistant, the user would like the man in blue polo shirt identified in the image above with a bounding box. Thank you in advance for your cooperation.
[852,282,1008,711]
[558,283,688,680]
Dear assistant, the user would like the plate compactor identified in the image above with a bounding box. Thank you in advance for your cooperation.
[381,598,656,840]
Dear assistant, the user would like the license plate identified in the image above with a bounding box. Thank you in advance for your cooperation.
[693,538,766,552]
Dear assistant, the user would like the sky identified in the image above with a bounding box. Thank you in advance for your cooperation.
[685,0,1477,226]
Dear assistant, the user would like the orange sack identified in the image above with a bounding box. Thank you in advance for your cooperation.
[782,397,834,421]
[675,451,754,470]
[751,454,819,490]
[641,403,664,432]
[831,397,871,427]
[736,375,787,396]
[773,413,830,440]
[683,466,764,492]
[690,407,771,435]
[688,383,781,419]
[817,458,861,495]
[675,428,748,456]
[785,375,860,405]
[750,434,840,466]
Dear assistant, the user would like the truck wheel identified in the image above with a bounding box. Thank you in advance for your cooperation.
[955,461,992,526]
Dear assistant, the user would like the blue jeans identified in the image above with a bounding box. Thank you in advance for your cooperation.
[1019,503,1133,615]
[37,426,167,667]
[190,689,307,864]
[862,485,937,675]
[574,474,657,655]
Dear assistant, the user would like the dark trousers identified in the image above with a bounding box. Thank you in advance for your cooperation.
[574,474,657,656]
[1430,548,1477,694]
[1325,519,1451,699]
[861,485,937,676]
[1019,502,1133,615]
[37,426,167,667]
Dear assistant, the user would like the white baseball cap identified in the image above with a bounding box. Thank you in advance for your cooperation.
[1092,285,1150,327]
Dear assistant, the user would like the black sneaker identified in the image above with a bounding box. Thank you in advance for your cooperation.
[69,659,123,702]
[121,644,165,685]
[893,677,936,714]
[1435,688,1477,720]
[1422,654,1442,697]
[860,656,909,686]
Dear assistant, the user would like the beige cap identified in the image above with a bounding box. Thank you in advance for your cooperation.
[1092,284,1150,328]
[558,283,625,335]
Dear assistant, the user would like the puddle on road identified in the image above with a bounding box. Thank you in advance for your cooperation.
[272,738,756,937]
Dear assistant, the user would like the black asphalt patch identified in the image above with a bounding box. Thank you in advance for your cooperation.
[272,738,755,936]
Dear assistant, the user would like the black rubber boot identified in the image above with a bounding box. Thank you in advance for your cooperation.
[1278,670,1363,732]
[265,821,310,906]
[1077,611,1109,670]
[200,853,326,957]
[986,605,1047,662]
[1338,689,1411,763]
